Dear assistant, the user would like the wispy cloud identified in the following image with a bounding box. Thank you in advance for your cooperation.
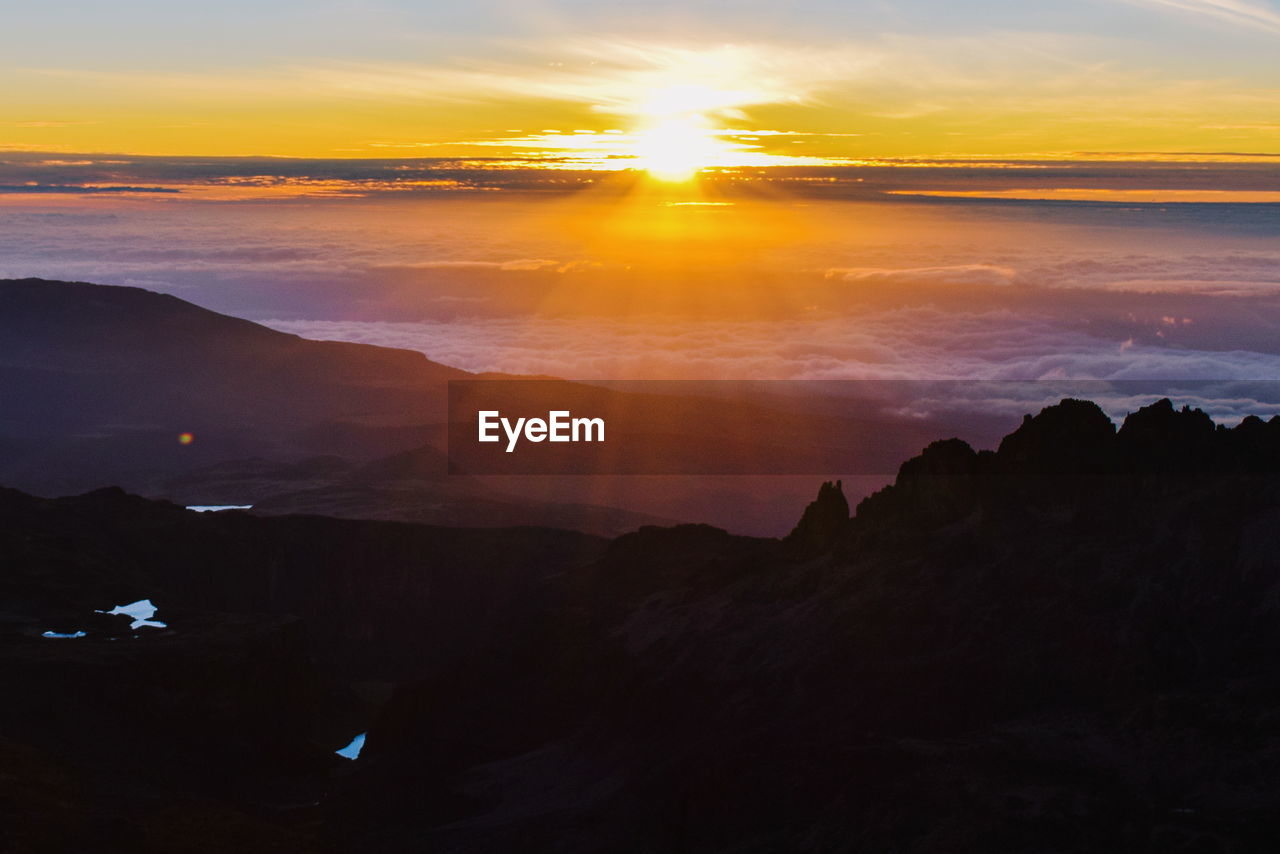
[1124,0,1280,35]
[295,40,869,121]
[262,311,1280,384]
[0,184,177,194]
[1,120,97,128]
[14,28,1279,160]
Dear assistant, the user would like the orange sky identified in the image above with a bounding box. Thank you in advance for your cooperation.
[3,2,1279,170]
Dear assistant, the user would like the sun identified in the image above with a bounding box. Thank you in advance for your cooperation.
[628,85,742,182]
[632,117,729,182]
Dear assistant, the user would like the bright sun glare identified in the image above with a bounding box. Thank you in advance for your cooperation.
[629,84,742,182]
[496,56,832,178]
[632,117,728,182]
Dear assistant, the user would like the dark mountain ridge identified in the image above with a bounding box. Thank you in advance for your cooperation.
[0,277,455,383]
[0,277,984,536]
[347,398,1280,852]
[0,277,466,492]
[6,396,1280,851]
[0,278,683,535]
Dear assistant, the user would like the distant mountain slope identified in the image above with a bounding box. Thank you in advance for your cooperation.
[0,277,464,383]
[0,278,963,535]
[0,278,468,493]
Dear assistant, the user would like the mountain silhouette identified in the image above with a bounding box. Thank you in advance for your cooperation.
[4,397,1280,851]
[0,278,983,535]
[783,478,848,554]
[0,279,681,534]
[0,277,466,494]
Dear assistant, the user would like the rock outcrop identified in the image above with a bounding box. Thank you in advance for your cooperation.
[348,398,1280,852]
[783,479,848,554]
[8,397,1280,852]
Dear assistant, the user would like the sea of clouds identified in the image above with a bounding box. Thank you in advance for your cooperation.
[3,189,1279,424]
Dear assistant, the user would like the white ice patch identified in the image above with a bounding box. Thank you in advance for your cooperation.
[336,732,366,760]
[97,599,168,630]
[186,505,253,513]
[41,630,86,639]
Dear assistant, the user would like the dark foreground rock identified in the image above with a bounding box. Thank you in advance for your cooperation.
[344,399,1280,853]
[6,398,1280,852]
[0,490,603,852]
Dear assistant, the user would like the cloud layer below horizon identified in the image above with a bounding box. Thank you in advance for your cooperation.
[2,186,1278,419]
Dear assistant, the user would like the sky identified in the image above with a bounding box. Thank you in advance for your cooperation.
[2,0,1279,423]
[2,0,1279,164]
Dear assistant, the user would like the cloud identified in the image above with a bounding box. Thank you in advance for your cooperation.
[31,39,857,127]
[275,40,870,121]
[29,30,1271,163]
[5,184,1278,401]
[0,184,178,194]
[1025,251,1280,292]
[258,311,1280,433]
[0,152,1277,200]
[261,310,1280,384]
[1122,0,1280,34]
[0,121,96,128]
[392,259,563,272]
[827,264,1017,288]
[1100,278,1280,296]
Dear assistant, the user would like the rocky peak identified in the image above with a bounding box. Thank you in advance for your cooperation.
[785,480,849,555]
[1117,397,1217,472]
[995,397,1117,474]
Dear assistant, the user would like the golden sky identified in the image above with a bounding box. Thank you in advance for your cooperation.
[3,1,1279,169]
